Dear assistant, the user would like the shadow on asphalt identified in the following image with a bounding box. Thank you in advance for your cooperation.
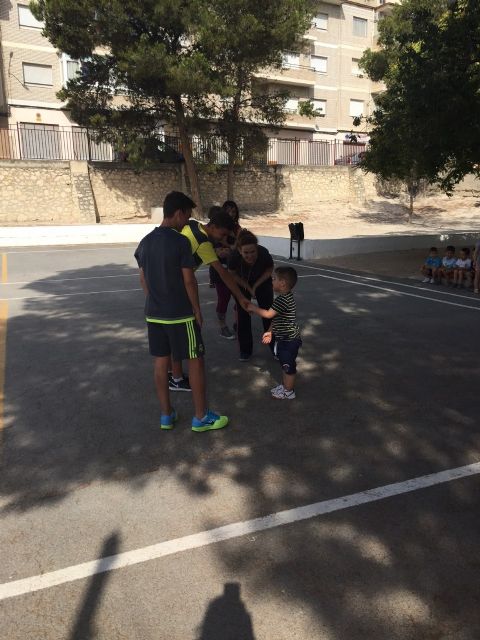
[2,262,480,638]
[195,582,255,640]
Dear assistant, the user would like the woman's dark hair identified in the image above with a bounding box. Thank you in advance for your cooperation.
[237,229,258,248]
[222,200,240,224]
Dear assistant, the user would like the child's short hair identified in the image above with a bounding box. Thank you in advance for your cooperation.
[207,207,236,232]
[275,266,298,289]
[429,246,438,253]
[461,246,470,255]
[446,245,455,252]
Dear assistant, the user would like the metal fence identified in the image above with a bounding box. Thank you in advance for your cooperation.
[0,125,366,166]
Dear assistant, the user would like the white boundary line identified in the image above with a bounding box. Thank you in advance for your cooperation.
[290,267,480,312]
[1,274,138,286]
[279,260,479,302]
[1,462,479,601]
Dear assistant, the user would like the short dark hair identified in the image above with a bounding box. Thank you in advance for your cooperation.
[237,229,258,248]
[163,191,196,218]
[446,245,455,252]
[274,266,298,289]
[462,246,470,255]
[429,246,438,252]
[207,207,236,232]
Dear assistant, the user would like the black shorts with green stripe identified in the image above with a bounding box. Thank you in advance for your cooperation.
[147,317,205,360]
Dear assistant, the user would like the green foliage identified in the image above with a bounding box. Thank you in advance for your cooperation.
[359,0,480,194]
[298,99,324,119]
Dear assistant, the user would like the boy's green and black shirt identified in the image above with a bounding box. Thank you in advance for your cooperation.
[271,291,301,340]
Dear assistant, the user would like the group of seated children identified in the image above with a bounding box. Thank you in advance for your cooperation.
[421,245,479,293]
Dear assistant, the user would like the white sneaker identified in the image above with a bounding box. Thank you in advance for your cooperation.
[422,277,430,283]
[429,278,435,283]
[272,387,296,400]
[270,383,284,394]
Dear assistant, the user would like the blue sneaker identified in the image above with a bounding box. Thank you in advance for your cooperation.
[191,411,228,433]
[160,410,178,430]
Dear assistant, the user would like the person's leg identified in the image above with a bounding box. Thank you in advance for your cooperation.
[255,282,274,353]
[272,339,301,399]
[188,357,207,420]
[237,297,253,357]
[474,266,480,293]
[154,356,173,415]
[216,280,233,334]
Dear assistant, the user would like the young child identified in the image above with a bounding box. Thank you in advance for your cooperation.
[453,247,472,288]
[421,247,442,283]
[248,266,301,400]
[438,245,456,285]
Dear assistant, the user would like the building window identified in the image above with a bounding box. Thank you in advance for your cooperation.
[349,99,364,117]
[312,13,328,30]
[311,55,327,74]
[282,53,300,68]
[61,54,81,84]
[313,99,326,115]
[18,4,44,29]
[352,58,362,76]
[353,17,368,37]
[285,97,299,112]
[23,63,53,86]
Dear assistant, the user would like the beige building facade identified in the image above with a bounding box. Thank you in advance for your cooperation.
[0,0,399,144]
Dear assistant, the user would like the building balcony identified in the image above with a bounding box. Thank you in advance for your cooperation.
[254,64,316,88]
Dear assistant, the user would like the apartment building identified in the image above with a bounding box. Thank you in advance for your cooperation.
[0,0,399,147]
[256,0,399,141]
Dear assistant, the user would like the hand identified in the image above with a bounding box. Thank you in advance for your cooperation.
[239,297,250,311]
[262,331,272,344]
[194,310,203,328]
[246,301,256,313]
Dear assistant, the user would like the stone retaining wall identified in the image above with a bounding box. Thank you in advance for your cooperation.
[0,160,379,225]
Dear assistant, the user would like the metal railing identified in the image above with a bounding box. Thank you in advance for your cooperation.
[0,125,366,167]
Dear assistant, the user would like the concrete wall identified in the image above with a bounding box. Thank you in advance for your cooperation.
[0,159,377,225]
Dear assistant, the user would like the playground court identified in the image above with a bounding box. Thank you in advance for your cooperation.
[1,243,480,640]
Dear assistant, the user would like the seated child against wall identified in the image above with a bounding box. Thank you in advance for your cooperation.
[421,247,442,283]
[453,247,472,288]
[438,245,456,285]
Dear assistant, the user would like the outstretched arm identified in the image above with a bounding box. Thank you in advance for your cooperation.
[211,261,250,309]
[248,303,277,319]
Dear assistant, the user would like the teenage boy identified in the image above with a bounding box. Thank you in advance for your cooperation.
[169,206,250,391]
[134,191,228,432]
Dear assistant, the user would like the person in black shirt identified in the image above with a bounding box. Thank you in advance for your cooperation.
[134,191,228,432]
[228,230,274,361]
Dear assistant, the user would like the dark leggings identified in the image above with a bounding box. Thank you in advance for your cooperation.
[236,281,273,356]
[215,279,232,314]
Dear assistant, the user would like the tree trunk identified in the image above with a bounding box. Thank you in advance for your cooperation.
[227,149,235,200]
[409,192,414,222]
[173,95,204,218]
[226,84,242,201]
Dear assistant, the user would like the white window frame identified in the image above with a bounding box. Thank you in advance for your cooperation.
[282,53,300,69]
[285,97,299,113]
[352,58,363,77]
[312,13,328,30]
[353,16,368,37]
[313,99,326,115]
[61,54,81,85]
[23,63,53,86]
[18,4,44,29]
[349,99,364,117]
[311,55,328,74]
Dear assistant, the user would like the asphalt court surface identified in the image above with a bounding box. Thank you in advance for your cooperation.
[1,243,480,639]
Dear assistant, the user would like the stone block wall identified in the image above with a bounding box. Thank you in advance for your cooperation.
[0,160,92,224]
[0,160,380,225]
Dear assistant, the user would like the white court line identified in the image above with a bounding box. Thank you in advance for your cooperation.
[4,246,136,255]
[279,260,479,302]
[291,271,480,312]
[0,281,212,301]
[1,461,479,601]
[1,273,138,286]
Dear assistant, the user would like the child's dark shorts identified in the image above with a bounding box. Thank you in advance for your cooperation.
[147,318,205,360]
[275,337,302,375]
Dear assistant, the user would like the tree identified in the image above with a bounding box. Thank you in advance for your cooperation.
[31,0,225,216]
[358,0,480,217]
[196,0,317,199]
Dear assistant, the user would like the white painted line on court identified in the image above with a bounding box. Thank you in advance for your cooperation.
[293,272,480,311]
[1,461,479,602]
[280,260,479,302]
[3,246,136,255]
[1,274,138,286]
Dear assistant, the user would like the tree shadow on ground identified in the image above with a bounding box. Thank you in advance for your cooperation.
[2,261,480,638]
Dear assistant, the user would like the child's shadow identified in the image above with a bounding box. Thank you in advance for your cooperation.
[196,583,256,640]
